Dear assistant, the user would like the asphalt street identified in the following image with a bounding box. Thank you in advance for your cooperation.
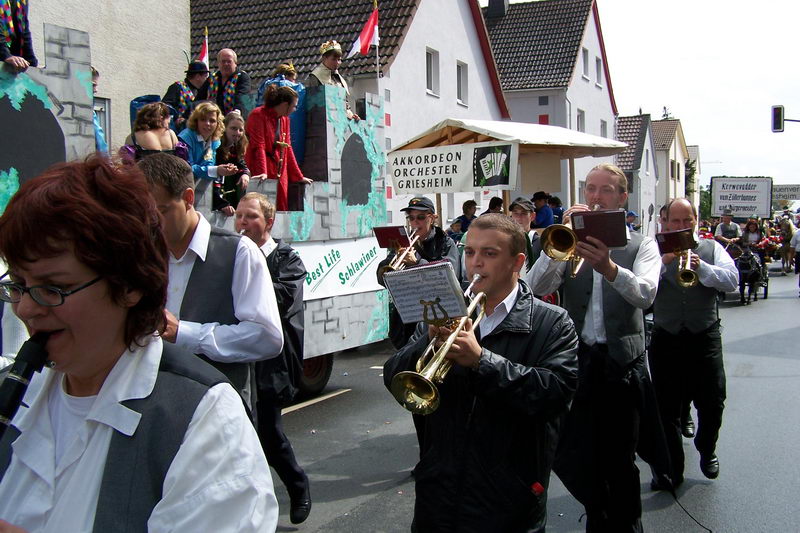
[274,267,800,532]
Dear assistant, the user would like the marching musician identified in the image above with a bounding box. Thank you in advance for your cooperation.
[649,198,738,489]
[0,157,277,531]
[377,197,460,349]
[528,163,661,532]
[384,214,578,532]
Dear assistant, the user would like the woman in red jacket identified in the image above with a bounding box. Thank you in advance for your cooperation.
[245,85,312,211]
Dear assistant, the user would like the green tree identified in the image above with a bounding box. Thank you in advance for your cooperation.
[685,159,697,196]
[699,185,711,220]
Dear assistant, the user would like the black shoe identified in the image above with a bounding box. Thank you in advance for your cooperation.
[650,474,683,492]
[682,418,695,439]
[700,454,719,479]
[290,488,312,524]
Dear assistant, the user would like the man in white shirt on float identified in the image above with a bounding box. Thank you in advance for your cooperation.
[139,153,283,413]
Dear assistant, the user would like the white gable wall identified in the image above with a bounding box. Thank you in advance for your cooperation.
[565,12,616,205]
[628,127,659,237]
[351,0,505,224]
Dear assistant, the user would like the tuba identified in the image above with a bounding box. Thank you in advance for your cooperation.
[390,275,486,415]
[539,204,601,278]
[378,229,420,278]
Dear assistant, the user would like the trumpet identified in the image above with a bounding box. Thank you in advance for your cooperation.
[390,274,486,415]
[378,229,420,278]
[676,249,699,288]
[539,204,601,278]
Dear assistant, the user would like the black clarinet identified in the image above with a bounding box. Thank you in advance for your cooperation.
[0,332,51,440]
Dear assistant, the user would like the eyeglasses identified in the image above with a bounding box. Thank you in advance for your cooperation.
[406,214,429,222]
[0,273,103,307]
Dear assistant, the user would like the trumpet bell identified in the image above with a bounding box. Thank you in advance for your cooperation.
[541,224,578,261]
[390,371,441,415]
[678,270,699,288]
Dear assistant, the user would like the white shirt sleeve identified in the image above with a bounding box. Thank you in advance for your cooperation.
[176,237,284,363]
[791,232,800,250]
[147,383,278,533]
[696,241,740,292]
[526,253,567,296]
[607,237,661,309]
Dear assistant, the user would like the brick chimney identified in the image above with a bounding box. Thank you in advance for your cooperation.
[486,0,509,18]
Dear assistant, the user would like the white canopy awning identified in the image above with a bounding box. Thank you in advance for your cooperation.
[392,118,626,159]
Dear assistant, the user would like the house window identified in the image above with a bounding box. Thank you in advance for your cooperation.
[384,88,391,102]
[677,162,681,179]
[596,57,603,86]
[386,137,392,150]
[577,109,585,132]
[94,97,111,143]
[538,114,549,125]
[456,61,468,105]
[582,48,589,79]
[645,149,650,173]
[600,120,608,138]
[426,48,440,96]
[670,159,676,178]
[538,95,549,106]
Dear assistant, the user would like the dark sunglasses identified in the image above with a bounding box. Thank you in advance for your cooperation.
[406,214,429,221]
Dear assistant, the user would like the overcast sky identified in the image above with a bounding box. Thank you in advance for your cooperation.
[481,0,800,187]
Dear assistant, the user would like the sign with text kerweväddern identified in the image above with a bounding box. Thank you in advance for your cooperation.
[389,141,519,194]
[710,176,773,218]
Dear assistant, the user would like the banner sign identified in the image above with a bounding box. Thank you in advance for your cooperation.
[710,177,772,218]
[389,141,519,194]
[292,237,384,301]
[772,184,800,202]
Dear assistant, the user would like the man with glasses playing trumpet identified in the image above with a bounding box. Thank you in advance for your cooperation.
[649,198,737,490]
[528,163,661,533]
[384,214,578,533]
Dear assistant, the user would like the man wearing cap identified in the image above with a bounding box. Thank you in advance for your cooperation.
[163,61,210,130]
[714,209,741,246]
[307,40,359,120]
[532,191,554,229]
[626,211,639,232]
[508,197,542,280]
[208,48,252,117]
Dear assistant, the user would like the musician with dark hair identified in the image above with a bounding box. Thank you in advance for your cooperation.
[649,198,738,489]
[529,163,662,532]
[0,156,277,531]
[385,214,578,533]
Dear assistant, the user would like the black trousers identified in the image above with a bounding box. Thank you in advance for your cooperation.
[572,343,643,533]
[649,324,726,481]
[257,403,309,499]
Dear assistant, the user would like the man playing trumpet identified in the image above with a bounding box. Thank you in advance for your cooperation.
[649,198,738,489]
[529,163,661,532]
[384,214,578,532]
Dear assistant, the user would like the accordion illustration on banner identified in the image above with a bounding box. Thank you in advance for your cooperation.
[473,145,511,187]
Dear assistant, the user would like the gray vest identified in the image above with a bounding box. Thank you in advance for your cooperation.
[718,222,739,239]
[653,239,718,334]
[180,227,254,408]
[0,344,226,533]
[562,232,646,368]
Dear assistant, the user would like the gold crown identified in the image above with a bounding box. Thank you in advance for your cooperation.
[319,40,342,56]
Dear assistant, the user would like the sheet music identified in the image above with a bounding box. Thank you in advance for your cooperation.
[383,262,467,325]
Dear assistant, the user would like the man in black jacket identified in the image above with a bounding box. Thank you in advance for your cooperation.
[162,61,210,130]
[235,192,311,525]
[385,214,578,533]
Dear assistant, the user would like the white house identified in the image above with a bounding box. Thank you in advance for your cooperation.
[616,114,659,237]
[651,118,689,211]
[192,0,510,224]
[483,0,618,206]
[30,1,190,150]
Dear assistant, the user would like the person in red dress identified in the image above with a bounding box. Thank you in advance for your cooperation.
[245,85,312,211]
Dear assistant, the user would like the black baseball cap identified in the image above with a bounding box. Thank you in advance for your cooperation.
[401,196,435,213]
[509,197,535,212]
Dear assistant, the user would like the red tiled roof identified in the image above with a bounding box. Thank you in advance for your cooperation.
[651,119,681,150]
[616,114,650,172]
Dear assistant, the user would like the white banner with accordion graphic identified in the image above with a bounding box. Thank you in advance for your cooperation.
[389,141,519,194]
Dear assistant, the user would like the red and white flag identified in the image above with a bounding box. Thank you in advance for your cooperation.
[197,27,209,67]
[346,5,379,58]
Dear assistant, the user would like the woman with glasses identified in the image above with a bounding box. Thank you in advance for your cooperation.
[0,157,277,532]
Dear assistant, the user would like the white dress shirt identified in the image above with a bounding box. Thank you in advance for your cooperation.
[527,231,661,345]
[166,214,283,363]
[673,239,739,292]
[478,284,519,339]
[0,337,278,533]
